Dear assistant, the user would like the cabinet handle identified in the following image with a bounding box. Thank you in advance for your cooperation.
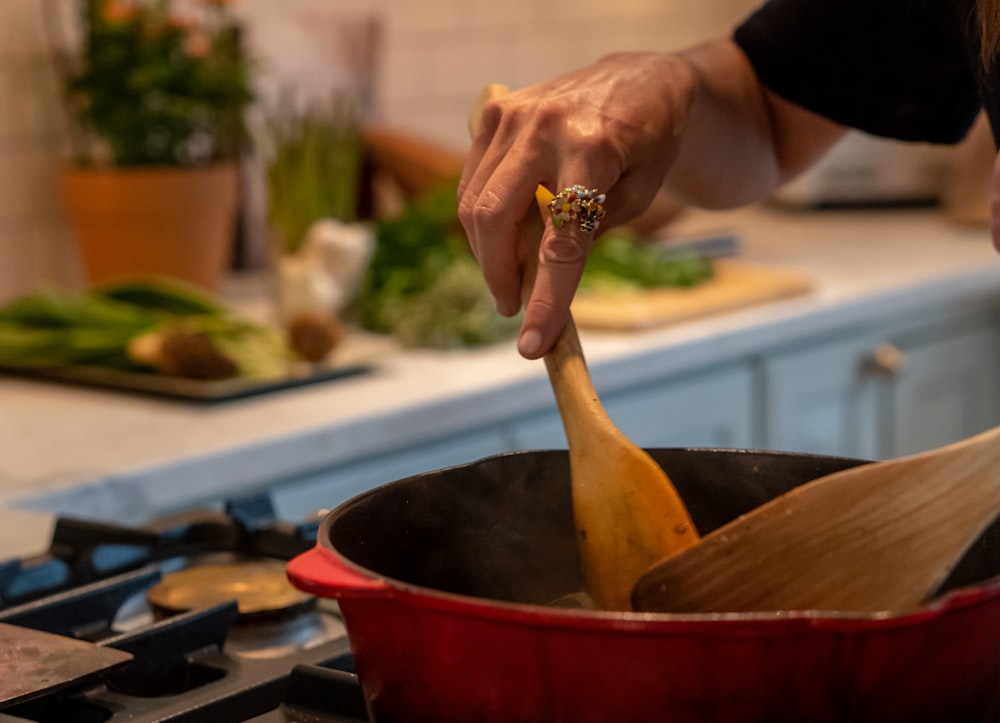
[867,342,908,378]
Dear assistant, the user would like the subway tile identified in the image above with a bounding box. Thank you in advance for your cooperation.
[418,36,507,99]
[0,63,68,144]
[381,95,471,149]
[0,66,36,143]
[0,1,49,60]
[381,43,436,107]
[0,225,33,300]
[29,219,85,288]
[0,215,82,301]
[461,0,536,30]
[379,0,467,36]
[0,145,66,221]
[0,70,18,142]
[503,34,600,90]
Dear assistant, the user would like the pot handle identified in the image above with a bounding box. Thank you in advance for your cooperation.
[287,544,393,599]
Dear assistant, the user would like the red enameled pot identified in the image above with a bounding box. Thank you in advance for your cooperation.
[287,448,1000,723]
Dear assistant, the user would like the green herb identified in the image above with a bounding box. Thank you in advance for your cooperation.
[385,259,521,349]
[96,277,227,316]
[354,184,475,338]
[0,286,158,330]
[353,183,714,349]
[265,92,365,255]
[579,233,714,293]
[0,279,292,379]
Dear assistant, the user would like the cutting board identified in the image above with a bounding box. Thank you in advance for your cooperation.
[571,259,813,331]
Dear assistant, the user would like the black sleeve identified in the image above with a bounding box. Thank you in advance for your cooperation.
[732,0,982,144]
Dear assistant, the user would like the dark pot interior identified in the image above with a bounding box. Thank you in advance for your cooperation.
[322,448,1000,607]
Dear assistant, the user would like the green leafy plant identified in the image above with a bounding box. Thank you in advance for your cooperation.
[55,0,255,168]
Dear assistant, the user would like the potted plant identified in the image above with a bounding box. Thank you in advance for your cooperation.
[53,0,256,290]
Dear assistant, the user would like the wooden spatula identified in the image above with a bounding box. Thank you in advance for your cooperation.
[632,423,1000,614]
[468,84,699,610]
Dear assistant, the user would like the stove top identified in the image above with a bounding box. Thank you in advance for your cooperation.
[0,494,370,722]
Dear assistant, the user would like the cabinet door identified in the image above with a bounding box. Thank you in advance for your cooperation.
[883,323,1000,457]
[763,318,1000,461]
[508,364,755,451]
[762,333,881,459]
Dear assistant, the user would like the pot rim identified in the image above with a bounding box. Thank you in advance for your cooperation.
[312,516,1000,633]
[308,447,1000,631]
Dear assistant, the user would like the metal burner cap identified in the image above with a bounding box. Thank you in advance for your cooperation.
[147,561,314,619]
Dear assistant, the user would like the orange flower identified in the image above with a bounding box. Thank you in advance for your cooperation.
[166,13,196,32]
[101,0,135,24]
[184,28,212,57]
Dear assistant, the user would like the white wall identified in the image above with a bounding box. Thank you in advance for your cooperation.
[0,2,81,299]
[0,0,759,301]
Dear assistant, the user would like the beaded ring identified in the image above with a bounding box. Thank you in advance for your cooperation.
[547,185,607,232]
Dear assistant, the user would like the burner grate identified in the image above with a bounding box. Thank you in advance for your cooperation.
[246,661,368,723]
[0,492,363,722]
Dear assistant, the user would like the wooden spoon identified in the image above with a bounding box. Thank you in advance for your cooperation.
[632,423,1000,614]
[468,84,699,610]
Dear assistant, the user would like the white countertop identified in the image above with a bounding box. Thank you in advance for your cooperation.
[2,204,998,557]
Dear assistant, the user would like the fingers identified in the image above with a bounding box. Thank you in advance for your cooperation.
[459,97,541,317]
[461,141,637,359]
[457,65,681,359]
[518,181,608,358]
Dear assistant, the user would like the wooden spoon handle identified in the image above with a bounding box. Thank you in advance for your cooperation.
[469,84,699,611]
[519,198,602,431]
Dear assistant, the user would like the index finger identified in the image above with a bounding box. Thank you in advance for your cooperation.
[518,179,614,359]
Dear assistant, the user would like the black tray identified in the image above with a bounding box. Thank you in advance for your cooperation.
[0,361,373,403]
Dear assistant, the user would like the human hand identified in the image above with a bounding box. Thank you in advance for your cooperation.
[458,52,696,358]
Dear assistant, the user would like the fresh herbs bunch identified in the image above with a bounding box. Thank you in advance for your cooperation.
[59,0,255,167]
[353,183,714,350]
[579,235,714,293]
[353,184,520,349]
[266,92,365,256]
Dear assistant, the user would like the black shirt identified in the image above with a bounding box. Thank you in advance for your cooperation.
[733,0,993,145]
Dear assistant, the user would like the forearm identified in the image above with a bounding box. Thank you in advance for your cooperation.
[665,39,847,209]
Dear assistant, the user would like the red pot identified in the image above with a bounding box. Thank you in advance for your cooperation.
[287,449,1000,723]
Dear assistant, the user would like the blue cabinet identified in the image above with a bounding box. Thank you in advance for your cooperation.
[761,312,1000,460]
[507,363,756,451]
[761,332,882,459]
[271,310,1000,517]
[880,320,1000,457]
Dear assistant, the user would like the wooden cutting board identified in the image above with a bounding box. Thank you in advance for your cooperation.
[571,259,813,331]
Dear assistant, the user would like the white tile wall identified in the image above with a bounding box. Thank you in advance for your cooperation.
[0,0,758,302]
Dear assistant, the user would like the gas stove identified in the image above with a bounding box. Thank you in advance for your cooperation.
[0,494,370,722]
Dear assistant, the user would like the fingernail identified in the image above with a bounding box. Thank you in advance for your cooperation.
[518,329,543,357]
[496,299,517,317]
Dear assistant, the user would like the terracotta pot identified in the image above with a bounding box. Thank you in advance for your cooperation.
[58,163,240,291]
